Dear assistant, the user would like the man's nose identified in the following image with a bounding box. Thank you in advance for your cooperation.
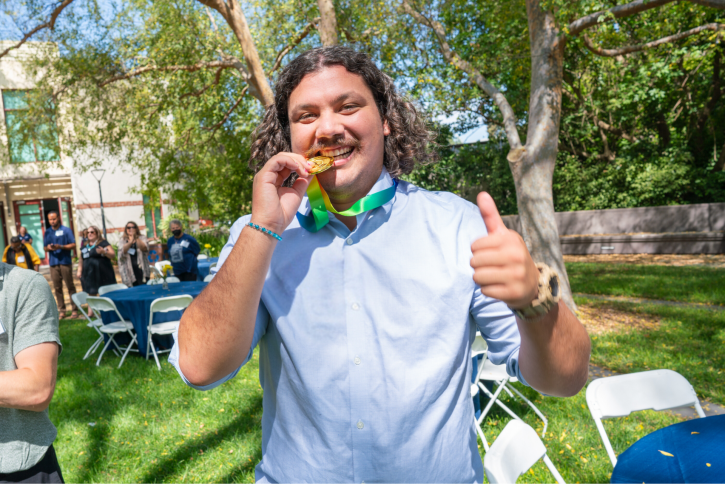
[314,111,345,141]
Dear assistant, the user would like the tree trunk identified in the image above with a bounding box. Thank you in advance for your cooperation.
[317,0,339,46]
[513,0,577,311]
[201,0,274,106]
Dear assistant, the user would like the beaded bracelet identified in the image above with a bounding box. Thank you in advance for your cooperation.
[247,222,283,241]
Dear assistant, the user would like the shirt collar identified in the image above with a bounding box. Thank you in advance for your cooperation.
[298,168,395,217]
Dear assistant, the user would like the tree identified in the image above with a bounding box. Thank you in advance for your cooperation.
[399,0,725,309]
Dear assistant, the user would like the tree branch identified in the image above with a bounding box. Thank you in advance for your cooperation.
[179,67,225,99]
[583,23,725,57]
[596,119,638,142]
[400,0,522,149]
[269,18,320,75]
[317,0,339,46]
[568,0,676,36]
[0,0,76,60]
[202,85,249,136]
[98,60,237,87]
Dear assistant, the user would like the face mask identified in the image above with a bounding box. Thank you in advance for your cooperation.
[172,230,182,237]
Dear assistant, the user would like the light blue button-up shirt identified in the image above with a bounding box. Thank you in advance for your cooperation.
[170,169,525,483]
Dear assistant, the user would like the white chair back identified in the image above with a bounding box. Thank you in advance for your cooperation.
[72,291,88,308]
[203,274,214,282]
[586,369,705,467]
[166,276,181,283]
[198,254,208,260]
[209,262,218,273]
[484,419,565,484]
[147,278,163,285]
[86,296,126,323]
[149,295,193,326]
[99,283,128,295]
[472,332,488,359]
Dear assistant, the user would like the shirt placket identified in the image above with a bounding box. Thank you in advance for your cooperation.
[340,217,373,483]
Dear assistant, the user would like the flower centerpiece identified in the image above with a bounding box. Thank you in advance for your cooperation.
[202,243,212,257]
[159,264,172,290]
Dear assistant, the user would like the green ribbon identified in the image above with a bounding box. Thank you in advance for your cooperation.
[296,176,398,232]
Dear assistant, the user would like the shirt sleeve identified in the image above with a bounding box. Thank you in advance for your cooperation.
[13,272,61,358]
[66,227,76,244]
[2,247,7,263]
[43,230,50,247]
[29,245,42,266]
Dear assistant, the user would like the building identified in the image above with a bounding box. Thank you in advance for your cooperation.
[0,41,164,264]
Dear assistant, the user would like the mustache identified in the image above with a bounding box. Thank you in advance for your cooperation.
[304,136,361,158]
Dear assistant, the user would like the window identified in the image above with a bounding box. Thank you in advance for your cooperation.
[2,90,60,163]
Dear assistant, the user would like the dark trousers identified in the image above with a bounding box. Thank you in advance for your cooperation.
[0,445,64,483]
[177,272,197,282]
[49,265,77,312]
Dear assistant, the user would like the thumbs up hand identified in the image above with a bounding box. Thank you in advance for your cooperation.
[471,192,540,309]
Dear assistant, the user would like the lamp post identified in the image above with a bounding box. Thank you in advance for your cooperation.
[91,169,107,238]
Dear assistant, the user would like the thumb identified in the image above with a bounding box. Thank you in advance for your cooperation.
[477,192,505,235]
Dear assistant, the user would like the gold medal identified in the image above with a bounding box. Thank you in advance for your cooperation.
[307,155,334,175]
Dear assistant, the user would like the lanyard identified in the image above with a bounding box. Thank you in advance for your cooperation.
[296,176,397,233]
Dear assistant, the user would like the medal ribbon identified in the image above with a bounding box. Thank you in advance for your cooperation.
[296,176,398,232]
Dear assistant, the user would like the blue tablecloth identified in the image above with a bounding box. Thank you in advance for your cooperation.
[196,257,219,281]
[611,414,725,483]
[100,282,207,357]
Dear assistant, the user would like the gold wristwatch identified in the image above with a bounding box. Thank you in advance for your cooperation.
[510,263,561,321]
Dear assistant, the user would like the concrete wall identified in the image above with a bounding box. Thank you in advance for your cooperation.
[502,203,725,254]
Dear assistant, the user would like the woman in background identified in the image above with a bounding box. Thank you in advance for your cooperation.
[118,221,150,287]
[76,225,117,297]
[17,226,33,245]
[80,228,90,250]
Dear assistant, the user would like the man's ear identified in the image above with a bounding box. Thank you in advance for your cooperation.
[383,119,391,136]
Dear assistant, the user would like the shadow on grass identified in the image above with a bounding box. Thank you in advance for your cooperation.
[140,395,263,483]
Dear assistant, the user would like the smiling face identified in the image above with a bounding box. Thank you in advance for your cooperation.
[288,65,390,202]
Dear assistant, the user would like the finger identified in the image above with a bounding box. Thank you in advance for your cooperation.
[471,233,505,252]
[470,250,509,269]
[290,173,312,197]
[477,192,505,235]
[265,154,310,177]
[472,266,513,287]
[476,283,510,301]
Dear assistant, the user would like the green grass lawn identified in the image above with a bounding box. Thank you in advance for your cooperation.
[52,293,723,483]
[566,262,725,305]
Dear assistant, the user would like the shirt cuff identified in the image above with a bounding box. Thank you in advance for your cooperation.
[506,346,529,387]
[168,330,241,391]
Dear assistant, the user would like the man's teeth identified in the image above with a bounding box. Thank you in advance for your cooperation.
[320,147,354,159]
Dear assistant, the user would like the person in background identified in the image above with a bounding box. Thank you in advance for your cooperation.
[3,236,41,271]
[0,261,64,483]
[118,221,150,287]
[43,211,78,320]
[166,219,200,282]
[79,228,89,250]
[76,226,117,299]
[17,226,33,245]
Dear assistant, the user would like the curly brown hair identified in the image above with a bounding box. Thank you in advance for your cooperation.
[249,46,437,177]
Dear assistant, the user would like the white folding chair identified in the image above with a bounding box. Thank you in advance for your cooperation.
[203,274,214,282]
[147,295,193,370]
[473,333,548,439]
[484,419,565,484]
[586,369,705,467]
[209,262,218,273]
[198,254,208,260]
[85,296,138,368]
[147,278,163,285]
[98,283,128,295]
[72,292,120,360]
[166,276,181,283]
[471,332,490,451]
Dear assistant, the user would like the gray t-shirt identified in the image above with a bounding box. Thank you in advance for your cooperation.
[0,262,61,474]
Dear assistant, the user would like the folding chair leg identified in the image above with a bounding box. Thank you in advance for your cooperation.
[96,335,117,366]
[473,415,490,452]
[476,378,510,426]
[150,340,162,370]
[543,455,566,484]
[477,379,522,424]
[84,336,103,360]
[508,384,548,437]
[146,329,151,361]
[118,334,138,369]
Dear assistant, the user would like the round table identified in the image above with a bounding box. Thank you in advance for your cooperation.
[196,257,219,281]
[100,282,207,357]
[611,414,725,483]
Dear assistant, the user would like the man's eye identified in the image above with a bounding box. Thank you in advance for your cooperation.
[298,113,315,121]
[341,104,358,111]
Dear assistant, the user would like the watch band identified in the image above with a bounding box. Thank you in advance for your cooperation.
[511,263,561,321]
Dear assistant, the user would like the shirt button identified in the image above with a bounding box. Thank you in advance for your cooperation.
[351,302,360,310]
[346,238,354,245]
[357,420,364,429]
[354,356,361,365]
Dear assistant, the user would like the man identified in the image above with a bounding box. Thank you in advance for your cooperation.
[3,236,41,271]
[0,261,64,482]
[166,219,200,282]
[172,46,590,482]
[43,212,78,319]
